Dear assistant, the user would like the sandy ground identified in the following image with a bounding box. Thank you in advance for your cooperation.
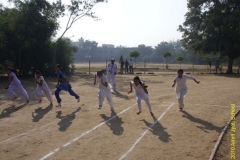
[0,72,239,160]
[214,112,240,160]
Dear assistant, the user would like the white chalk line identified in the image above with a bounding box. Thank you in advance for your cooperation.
[39,103,137,160]
[162,102,240,108]
[119,103,174,160]
[0,96,166,145]
[0,96,133,144]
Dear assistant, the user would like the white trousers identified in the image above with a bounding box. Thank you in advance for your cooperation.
[98,88,113,109]
[136,93,152,112]
[107,74,116,91]
[8,83,29,100]
[35,86,53,103]
[176,86,187,109]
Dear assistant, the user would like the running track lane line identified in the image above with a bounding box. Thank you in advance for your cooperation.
[119,103,174,160]
[39,103,137,160]
[0,97,134,144]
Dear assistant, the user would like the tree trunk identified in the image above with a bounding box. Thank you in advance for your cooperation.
[52,43,57,70]
[135,57,136,68]
[226,57,234,74]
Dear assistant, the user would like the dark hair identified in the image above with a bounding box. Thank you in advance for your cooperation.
[101,69,106,74]
[133,76,143,86]
[35,70,41,75]
[7,67,16,73]
[178,69,183,73]
[97,71,103,76]
[56,64,63,71]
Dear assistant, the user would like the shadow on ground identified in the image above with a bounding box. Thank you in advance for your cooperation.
[56,107,81,131]
[100,111,124,135]
[32,104,53,122]
[182,110,224,133]
[141,116,171,142]
[0,103,28,118]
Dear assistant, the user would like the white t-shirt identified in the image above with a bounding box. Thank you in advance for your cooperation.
[96,74,111,91]
[174,74,194,87]
[36,76,49,89]
[131,81,145,95]
[107,63,118,75]
[9,72,20,85]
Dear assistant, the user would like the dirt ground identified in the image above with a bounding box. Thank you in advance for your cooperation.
[0,71,239,160]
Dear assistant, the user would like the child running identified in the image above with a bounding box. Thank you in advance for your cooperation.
[55,64,80,107]
[94,70,114,111]
[6,68,29,103]
[128,76,154,116]
[34,70,53,104]
[172,69,200,111]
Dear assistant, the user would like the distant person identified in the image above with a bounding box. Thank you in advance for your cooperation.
[215,60,221,73]
[94,70,114,111]
[107,58,118,92]
[55,64,80,107]
[128,76,154,116]
[125,59,129,74]
[34,70,53,104]
[172,69,200,111]
[120,60,124,74]
[209,60,212,73]
[129,59,133,74]
[6,68,29,103]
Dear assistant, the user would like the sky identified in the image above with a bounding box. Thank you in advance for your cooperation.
[1,0,188,47]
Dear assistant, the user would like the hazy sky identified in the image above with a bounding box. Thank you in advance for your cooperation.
[1,0,188,47]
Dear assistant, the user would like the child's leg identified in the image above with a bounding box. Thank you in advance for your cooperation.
[136,95,142,112]
[178,89,187,109]
[17,84,29,101]
[143,96,153,112]
[112,75,116,91]
[35,86,42,101]
[55,87,62,104]
[43,88,53,103]
[8,84,17,98]
[98,89,105,107]
[67,83,80,100]
[105,91,114,110]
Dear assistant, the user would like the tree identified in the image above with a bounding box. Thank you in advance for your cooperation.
[154,42,174,63]
[162,51,171,69]
[129,51,140,68]
[178,0,240,73]
[78,40,98,58]
[176,56,184,68]
[51,0,107,68]
[119,55,123,64]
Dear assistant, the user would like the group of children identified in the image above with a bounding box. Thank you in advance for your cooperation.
[5,64,80,107]
[4,64,200,116]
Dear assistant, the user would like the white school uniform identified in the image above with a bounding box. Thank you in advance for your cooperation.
[107,63,118,91]
[130,81,152,112]
[96,74,114,109]
[174,74,194,109]
[35,76,53,103]
[7,72,29,100]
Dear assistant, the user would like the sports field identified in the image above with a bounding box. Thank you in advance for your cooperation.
[0,63,239,160]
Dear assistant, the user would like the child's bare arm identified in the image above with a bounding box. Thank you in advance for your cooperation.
[193,78,200,84]
[94,75,96,85]
[172,80,176,87]
[101,77,108,87]
[9,76,13,83]
[128,82,133,94]
[142,83,148,94]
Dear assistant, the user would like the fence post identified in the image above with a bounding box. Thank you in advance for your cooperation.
[89,60,90,74]
[106,59,107,70]
[144,60,146,74]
